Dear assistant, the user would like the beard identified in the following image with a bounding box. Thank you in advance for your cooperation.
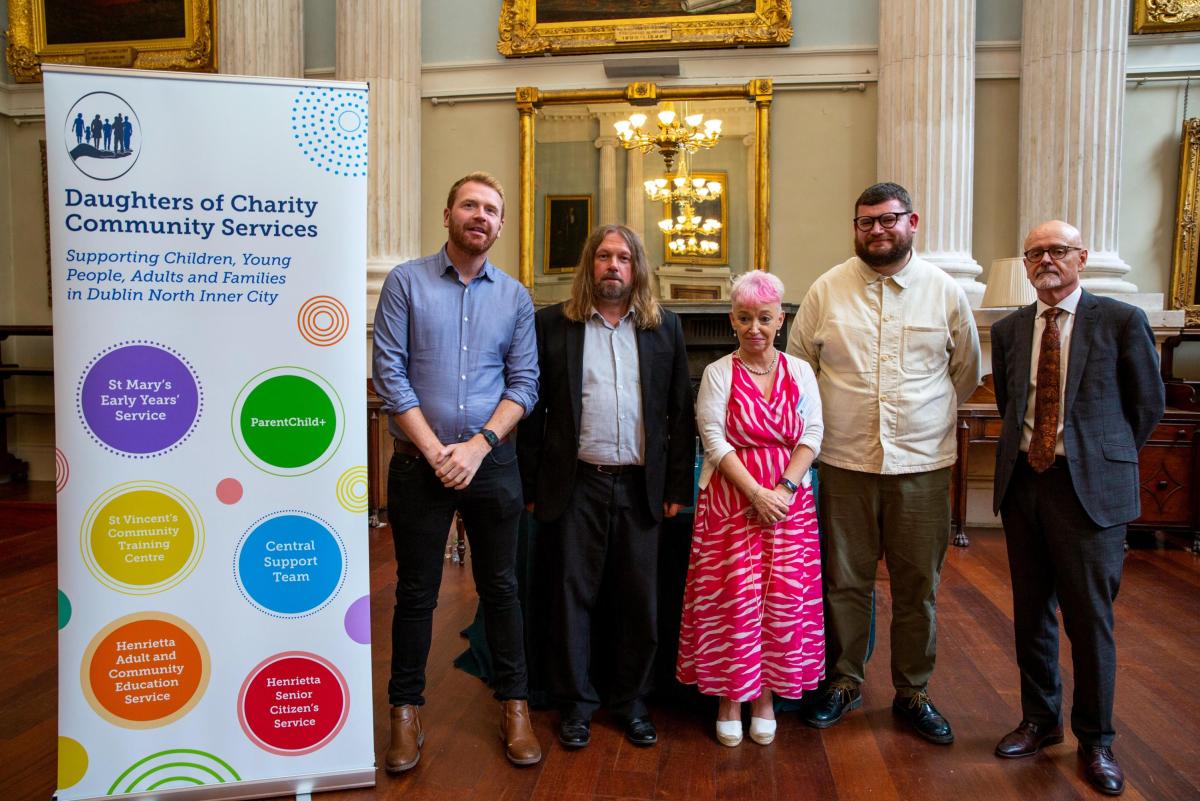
[1030,267,1065,289]
[594,275,632,303]
[855,231,914,268]
[448,218,498,256]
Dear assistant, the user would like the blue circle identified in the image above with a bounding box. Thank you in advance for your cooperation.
[236,513,344,615]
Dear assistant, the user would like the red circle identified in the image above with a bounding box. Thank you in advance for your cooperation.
[239,652,347,754]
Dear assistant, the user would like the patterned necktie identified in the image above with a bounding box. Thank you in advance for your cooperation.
[1027,308,1062,473]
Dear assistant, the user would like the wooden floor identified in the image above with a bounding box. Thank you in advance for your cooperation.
[3,486,1199,801]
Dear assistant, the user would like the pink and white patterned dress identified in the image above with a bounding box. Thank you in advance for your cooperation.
[676,355,825,701]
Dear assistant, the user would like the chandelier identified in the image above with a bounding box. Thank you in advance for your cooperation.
[613,105,722,172]
[659,198,722,257]
[643,170,722,205]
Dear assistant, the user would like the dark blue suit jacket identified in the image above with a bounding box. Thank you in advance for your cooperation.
[991,291,1165,528]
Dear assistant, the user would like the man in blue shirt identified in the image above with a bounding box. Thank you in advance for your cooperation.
[372,172,541,772]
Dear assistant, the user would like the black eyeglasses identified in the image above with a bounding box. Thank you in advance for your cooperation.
[853,211,912,232]
[1023,245,1082,262]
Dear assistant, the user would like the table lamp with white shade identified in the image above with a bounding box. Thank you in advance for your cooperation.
[981,257,1037,308]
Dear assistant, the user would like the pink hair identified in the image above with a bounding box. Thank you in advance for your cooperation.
[730,270,784,306]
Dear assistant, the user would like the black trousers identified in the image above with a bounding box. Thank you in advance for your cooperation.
[999,454,1126,747]
[547,464,660,721]
[386,441,528,706]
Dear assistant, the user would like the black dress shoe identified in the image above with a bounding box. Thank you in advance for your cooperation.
[1079,744,1125,795]
[558,718,590,748]
[802,682,862,729]
[994,720,1064,758]
[892,691,954,744]
[625,717,658,746]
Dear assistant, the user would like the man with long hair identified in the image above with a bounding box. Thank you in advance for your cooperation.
[519,224,694,748]
[373,172,542,772]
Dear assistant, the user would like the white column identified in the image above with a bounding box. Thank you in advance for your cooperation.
[1018,0,1135,292]
[217,0,303,77]
[336,0,422,312]
[625,149,645,240]
[595,136,618,225]
[877,0,984,304]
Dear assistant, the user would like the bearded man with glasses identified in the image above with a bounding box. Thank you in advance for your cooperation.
[787,182,981,744]
[990,220,1163,796]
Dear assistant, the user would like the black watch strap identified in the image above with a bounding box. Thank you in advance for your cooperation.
[480,428,500,449]
[777,476,799,494]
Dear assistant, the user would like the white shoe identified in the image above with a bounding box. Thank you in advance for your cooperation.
[715,718,743,747]
[749,716,776,745]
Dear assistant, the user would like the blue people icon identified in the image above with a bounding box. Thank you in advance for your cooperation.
[90,114,102,149]
[103,119,112,151]
[73,113,84,144]
[112,113,124,153]
[122,117,133,153]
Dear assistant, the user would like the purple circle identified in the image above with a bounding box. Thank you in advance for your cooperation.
[343,595,371,644]
[79,344,200,455]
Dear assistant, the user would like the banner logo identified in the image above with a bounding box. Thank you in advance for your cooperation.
[65,91,142,181]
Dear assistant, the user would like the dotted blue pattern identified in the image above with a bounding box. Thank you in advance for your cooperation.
[291,88,368,178]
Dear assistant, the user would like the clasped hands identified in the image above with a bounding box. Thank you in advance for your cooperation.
[747,485,793,525]
[425,437,489,490]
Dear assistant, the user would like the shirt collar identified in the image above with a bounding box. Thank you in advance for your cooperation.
[589,306,634,328]
[1036,285,1082,317]
[853,252,915,287]
[439,244,496,283]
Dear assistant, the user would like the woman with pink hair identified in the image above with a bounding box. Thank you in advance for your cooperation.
[676,270,825,746]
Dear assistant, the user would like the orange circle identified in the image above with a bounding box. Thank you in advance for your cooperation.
[297,296,349,347]
[81,612,209,728]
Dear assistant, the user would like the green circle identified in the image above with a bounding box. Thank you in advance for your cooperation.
[58,589,72,629]
[239,375,337,468]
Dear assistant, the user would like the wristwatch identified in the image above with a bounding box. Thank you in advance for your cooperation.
[479,428,500,449]
[777,476,799,494]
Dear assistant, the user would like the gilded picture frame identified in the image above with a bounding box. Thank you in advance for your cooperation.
[498,0,792,57]
[1170,118,1200,326]
[662,170,728,266]
[5,0,217,83]
[543,195,593,274]
[1133,0,1200,34]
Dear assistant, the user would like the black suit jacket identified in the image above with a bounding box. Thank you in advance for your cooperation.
[991,291,1164,528]
[518,303,696,524]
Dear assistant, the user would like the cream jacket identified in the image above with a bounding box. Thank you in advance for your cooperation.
[787,255,981,475]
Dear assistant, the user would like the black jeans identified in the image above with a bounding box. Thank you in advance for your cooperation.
[548,465,659,721]
[386,441,528,706]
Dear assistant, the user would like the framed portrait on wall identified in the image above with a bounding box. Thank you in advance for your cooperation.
[662,171,727,266]
[5,0,216,82]
[1133,0,1200,34]
[1170,118,1200,326]
[544,195,593,274]
[498,0,792,57]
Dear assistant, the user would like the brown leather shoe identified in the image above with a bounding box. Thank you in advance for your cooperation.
[1079,744,1125,795]
[499,699,542,766]
[994,720,1064,758]
[384,704,423,773]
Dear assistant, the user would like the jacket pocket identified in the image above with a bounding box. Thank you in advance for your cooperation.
[901,325,949,376]
[1101,440,1138,463]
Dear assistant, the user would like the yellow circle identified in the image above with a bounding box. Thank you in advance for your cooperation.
[89,489,196,586]
[336,466,369,513]
[57,736,88,789]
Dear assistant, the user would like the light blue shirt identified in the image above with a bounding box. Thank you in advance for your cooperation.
[577,309,644,466]
[372,246,539,443]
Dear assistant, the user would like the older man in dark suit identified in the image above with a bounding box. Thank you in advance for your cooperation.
[990,220,1164,796]
[519,224,694,749]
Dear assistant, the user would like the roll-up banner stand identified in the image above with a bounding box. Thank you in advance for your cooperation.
[43,65,374,800]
